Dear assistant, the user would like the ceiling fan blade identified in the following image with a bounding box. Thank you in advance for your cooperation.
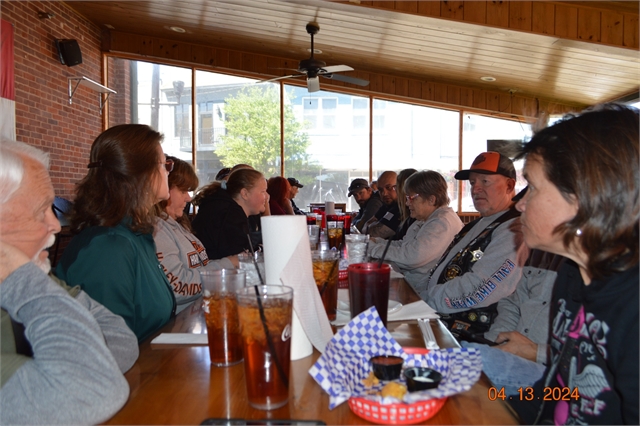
[307,76,320,93]
[321,73,370,87]
[319,65,354,74]
[259,74,303,84]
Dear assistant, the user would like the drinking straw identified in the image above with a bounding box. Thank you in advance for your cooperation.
[377,238,393,268]
[246,235,288,385]
[319,253,339,297]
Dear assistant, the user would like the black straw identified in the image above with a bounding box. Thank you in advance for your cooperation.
[319,253,339,297]
[246,235,288,386]
[377,238,393,268]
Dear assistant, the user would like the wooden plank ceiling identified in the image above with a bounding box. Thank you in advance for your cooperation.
[65,0,639,107]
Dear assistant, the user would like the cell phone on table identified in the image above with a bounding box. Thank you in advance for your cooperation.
[456,328,499,347]
[201,419,326,425]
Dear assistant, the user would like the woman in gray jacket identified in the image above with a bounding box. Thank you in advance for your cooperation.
[154,157,239,313]
[368,170,463,287]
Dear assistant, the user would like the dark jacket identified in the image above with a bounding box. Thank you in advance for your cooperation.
[192,189,261,260]
[353,191,383,231]
[510,260,639,425]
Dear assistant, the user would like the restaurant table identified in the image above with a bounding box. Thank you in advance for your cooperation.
[105,278,519,425]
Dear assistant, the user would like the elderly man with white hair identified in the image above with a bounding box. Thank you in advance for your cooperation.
[0,139,138,424]
[419,152,529,336]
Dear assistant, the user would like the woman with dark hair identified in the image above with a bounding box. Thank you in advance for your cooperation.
[154,157,239,313]
[192,168,268,259]
[510,104,639,425]
[267,176,294,215]
[368,170,463,288]
[56,124,176,341]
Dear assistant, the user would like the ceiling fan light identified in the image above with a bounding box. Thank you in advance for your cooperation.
[307,76,320,92]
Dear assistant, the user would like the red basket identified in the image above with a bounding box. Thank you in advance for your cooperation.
[348,396,447,425]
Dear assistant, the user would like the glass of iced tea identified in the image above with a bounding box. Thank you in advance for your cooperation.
[326,221,343,249]
[236,285,293,410]
[311,250,340,320]
[200,269,246,366]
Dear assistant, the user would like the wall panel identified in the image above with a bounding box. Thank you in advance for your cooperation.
[1,0,104,200]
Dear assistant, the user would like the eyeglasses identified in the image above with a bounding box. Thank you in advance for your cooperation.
[405,193,420,203]
[162,159,174,173]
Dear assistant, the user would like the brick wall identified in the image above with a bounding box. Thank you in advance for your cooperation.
[107,57,131,127]
[1,0,104,200]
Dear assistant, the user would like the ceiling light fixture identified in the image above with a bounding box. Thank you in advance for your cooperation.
[169,26,186,33]
[480,76,496,82]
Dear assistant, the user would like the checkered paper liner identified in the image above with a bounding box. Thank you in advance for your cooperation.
[308,306,482,409]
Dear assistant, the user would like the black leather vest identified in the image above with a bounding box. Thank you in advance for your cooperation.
[432,208,520,335]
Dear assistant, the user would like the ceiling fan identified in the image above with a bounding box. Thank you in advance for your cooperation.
[264,22,370,93]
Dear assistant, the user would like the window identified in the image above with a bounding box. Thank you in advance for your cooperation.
[373,100,387,131]
[195,71,280,182]
[288,87,369,212]
[372,99,460,204]
[303,98,319,129]
[459,114,532,212]
[352,98,368,130]
[322,98,337,130]
[302,97,338,130]
[174,104,190,138]
[107,56,533,215]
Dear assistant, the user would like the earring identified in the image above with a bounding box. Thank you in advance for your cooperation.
[575,229,582,236]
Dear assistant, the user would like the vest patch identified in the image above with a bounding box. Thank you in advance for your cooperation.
[444,259,515,309]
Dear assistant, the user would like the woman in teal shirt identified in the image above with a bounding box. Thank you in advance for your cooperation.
[56,124,176,342]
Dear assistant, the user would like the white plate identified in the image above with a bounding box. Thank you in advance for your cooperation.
[337,300,403,315]
[388,300,403,314]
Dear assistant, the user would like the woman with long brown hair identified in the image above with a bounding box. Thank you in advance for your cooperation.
[154,157,239,313]
[56,124,176,341]
[192,168,268,259]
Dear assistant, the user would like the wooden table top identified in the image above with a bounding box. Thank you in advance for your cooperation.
[105,279,518,425]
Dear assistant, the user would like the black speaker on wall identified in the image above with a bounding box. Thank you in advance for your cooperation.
[55,39,82,67]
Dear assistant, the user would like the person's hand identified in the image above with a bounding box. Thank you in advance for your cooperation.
[495,331,538,362]
[284,199,294,215]
[226,255,240,268]
[0,240,30,283]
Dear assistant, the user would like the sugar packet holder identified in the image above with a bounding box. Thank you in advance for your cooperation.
[308,306,482,409]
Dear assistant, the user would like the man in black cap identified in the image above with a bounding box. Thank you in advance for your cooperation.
[361,171,400,238]
[287,177,305,215]
[417,151,529,336]
[348,178,383,232]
